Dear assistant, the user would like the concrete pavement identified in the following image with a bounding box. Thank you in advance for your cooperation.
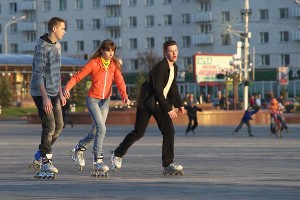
[0,120,300,199]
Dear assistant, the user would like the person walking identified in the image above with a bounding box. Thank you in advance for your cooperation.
[63,39,130,176]
[110,40,185,175]
[30,17,66,179]
[184,101,202,135]
[232,106,259,137]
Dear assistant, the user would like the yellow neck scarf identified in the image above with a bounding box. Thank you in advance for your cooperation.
[101,57,110,70]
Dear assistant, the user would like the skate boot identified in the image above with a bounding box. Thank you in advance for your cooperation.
[90,156,109,178]
[29,149,42,170]
[110,150,122,171]
[34,154,58,179]
[70,144,86,171]
[163,162,184,175]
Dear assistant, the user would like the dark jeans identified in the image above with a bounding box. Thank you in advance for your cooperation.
[234,120,252,136]
[32,95,64,157]
[186,116,198,132]
[114,105,175,167]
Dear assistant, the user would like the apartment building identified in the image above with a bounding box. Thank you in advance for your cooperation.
[0,0,299,74]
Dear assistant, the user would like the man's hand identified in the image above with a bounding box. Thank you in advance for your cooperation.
[177,106,185,115]
[168,110,178,119]
[60,95,67,107]
[43,97,53,114]
[123,98,131,107]
[63,89,70,99]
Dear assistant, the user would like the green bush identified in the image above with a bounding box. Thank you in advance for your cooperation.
[0,77,12,108]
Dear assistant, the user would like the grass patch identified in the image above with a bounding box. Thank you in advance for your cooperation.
[1,107,37,117]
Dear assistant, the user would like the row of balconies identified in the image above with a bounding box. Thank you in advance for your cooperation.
[17,1,36,11]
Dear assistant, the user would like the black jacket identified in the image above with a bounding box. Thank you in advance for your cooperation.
[137,58,183,113]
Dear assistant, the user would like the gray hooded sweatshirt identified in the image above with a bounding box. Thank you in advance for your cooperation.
[30,33,62,97]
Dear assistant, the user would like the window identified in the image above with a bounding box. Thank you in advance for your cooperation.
[259,9,268,20]
[164,36,172,42]
[43,1,51,11]
[9,3,17,13]
[129,17,137,28]
[129,38,137,50]
[181,0,189,3]
[281,54,290,66]
[182,36,191,47]
[110,29,120,38]
[0,4,2,13]
[280,31,289,42]
[10,44,18,53]
[200,1,211,11]
[221,11,230,23]
[92,0,100,8]
[76,19,84,30]
[59,0,67,10]
[261,54,270,66]
[221,34,230,45]
[43,21,48,32]
[129,0,137,6]
[146,37,155,49]
[146,16,154,27]
[0,24,2,34]
[75,0,83,9]
[200,24,211,34]
[0,44,2,54]
[181,14,190,24]
[183,57,192,71]
[163,15,172,26]
[93,40,101,50]
[163,0,172,4]
[25,33,36,42]
[145,0,154,6]
[279,8,288,19]
[92,19,101,30]
[76,41,84,52]
[61,41,68,52]
[260,32,269,44]
[10,24,18,33]
[108,7,120,17]
[130,59,139,70]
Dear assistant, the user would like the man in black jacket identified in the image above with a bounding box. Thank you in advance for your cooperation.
[111,40,185,175]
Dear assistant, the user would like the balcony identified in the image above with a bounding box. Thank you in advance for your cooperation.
[17,1,36,11]
[292,30,300,41]
[192,34,213,45]
[19,42,35,52]
[292,7,300,18]
[104,17,122,27]
[18,22,37,31]
[192,11,213,23]
[101,0,121,6]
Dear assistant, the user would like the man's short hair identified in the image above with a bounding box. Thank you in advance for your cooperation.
[48,17,65,33]
[163,40,177,52]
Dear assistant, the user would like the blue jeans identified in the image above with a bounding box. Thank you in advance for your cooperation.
[79,97,110,159]
[32,95,64,157]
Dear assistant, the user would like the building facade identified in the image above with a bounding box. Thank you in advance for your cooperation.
[1,0,300,101]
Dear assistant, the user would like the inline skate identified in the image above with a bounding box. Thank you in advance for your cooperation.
[34,154,58,179]
[90,156,109,178]
[70,144,86,171]
[110,150,122,171]
[163,162,184,175]
[28,149,42,170]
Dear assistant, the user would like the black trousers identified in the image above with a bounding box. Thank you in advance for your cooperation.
[114,104,175,167]
[186,116,198,132]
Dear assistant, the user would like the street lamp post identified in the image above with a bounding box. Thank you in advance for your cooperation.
[4,15,26,54]
[241,0,251,110]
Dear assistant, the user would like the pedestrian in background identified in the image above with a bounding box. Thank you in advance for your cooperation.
[184,101,202,135]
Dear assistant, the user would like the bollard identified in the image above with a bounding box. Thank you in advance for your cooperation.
[0,105,2,114]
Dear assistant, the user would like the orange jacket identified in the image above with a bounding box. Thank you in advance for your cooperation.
[269,98,279,114]
[65,57,128,100]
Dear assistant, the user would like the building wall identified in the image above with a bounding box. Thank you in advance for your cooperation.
[0,0,299,74]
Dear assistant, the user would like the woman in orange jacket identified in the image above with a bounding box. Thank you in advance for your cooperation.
[63,39,130,176]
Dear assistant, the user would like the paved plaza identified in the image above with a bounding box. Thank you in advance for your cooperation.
[0,120,300,200]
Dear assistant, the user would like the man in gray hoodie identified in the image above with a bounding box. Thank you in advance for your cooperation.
[30,17,66,179]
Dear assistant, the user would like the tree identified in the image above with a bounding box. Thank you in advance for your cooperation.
[138,50,161,72]
[0,76,12,107]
